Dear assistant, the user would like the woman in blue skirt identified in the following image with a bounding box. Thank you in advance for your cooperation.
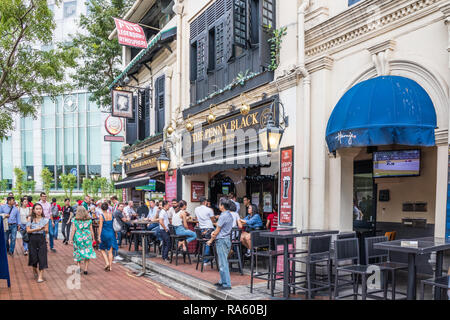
[97,202,118,271]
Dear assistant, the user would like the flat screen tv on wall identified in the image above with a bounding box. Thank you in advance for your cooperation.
[373,150,421,178]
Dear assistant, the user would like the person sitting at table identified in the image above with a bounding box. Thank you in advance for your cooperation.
[194,197,217,264]
[137,201,149,219]
[172,200,196,253]
[240,204,263,257]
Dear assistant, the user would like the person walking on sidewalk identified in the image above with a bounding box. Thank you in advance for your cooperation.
[0,196,20,256]
[18,197,31,255]
[159,201,171,262]
[26,203,49,283]
[61,199,74,245]
[207,198,234,290]
[98,202,118,271]
[38,192,55,252]
[69,206,96,275]
[51,198,62,241]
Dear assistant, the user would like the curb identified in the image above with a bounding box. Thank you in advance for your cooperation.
[119,250,241,300]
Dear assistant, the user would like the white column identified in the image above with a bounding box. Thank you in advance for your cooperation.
[327,148,360,232]
[435,144,448,238]
[11,116,22,188]
[34,109,43,191]
[101,112,111,179]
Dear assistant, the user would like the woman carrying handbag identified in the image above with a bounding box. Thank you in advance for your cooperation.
[18,197,31,255]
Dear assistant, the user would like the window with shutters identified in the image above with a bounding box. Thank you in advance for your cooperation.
[197,37,206,80]
[189,0,275,108]
[233,0,247,48]
[216,22,225,66]
[262,0,274,26]
[155,76,165,134]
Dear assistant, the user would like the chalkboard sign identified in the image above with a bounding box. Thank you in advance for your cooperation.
[0,219,11,287]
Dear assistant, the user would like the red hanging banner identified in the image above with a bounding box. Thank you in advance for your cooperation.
[113,18,147,49]
[279,146,294,226]
[165,170,178,201]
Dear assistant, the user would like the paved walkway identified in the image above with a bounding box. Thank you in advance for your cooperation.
[0,238,189,300]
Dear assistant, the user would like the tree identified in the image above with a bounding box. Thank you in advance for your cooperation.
[29,180,36,195]
[81,178,92,197]
[13,167,25,198]
[0,0,78,138]
[0,179,6,195]
[66,0,133,108]
[60,173,77,198]
[91,178,102,199]
[99,177,108,198]
[41,167,53,196]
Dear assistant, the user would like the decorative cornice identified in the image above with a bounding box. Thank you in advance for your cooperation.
[367,40,396,55]
[305,0,443,57]
[306,55,334,73]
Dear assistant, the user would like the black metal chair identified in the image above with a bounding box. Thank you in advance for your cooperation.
[168,225,191,266]
[365,236,408,300]
[229,228,244,275]
[333,238,373,300]
[288,235,333,299]
[421,276,450,300]
[194,228,217,272]
[249,230,275,294]
[337,232,357,240]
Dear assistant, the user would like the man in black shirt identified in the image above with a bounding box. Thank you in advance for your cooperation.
[61,198,74,245]
[136,201,149,219]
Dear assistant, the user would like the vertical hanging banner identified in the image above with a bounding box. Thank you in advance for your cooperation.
[165,170,178,201]
[113,18,147,49]
[279,146,294,226]
[0,219,11,287]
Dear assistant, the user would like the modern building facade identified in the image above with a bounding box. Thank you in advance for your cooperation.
[0,0,124,191]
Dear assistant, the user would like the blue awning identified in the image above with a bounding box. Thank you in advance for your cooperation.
[325,76,437,152]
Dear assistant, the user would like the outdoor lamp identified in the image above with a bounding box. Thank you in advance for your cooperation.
[157,140,174,172]
[156,149,171,172]
[259,113,284,152]
[240,102,251,116]
[110,167,121,182]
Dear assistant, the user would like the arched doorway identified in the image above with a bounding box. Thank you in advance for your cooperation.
[209,173,236,214]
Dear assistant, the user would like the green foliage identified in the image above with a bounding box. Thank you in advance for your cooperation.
[0,0,78,139]
[60,173,77,198]
[92,178,102,198]
[41,167,53,196]
[65,0,133,108]
[0,179,8,195]
[81,178,92,197]
[29,180,36,195]
[13,167,25,198]
[99,177,109,198]
[266,25,288,71]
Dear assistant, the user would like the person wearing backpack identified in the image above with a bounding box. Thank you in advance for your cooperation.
[51,198,62,241]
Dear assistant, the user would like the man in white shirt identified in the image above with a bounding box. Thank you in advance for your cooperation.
[124,201,137,220]
[228,193,240,216]
[195,197,216,264]
[167,199,178,224]
[146,200,160,231]
[195,197,215,230]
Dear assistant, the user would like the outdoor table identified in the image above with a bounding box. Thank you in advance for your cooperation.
[129,230,156,277]
[374,237,450,300]
[260,228,339,299]
[130,220,153,250]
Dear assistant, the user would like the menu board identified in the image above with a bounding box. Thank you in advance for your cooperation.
[165,169,178,201]
[279,146,294,226]
[191,181,205,202]
[263,192,272,213]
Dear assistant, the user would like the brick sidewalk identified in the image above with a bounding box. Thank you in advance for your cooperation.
[0,239,189,300]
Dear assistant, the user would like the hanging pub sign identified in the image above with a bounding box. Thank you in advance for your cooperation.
[113,18,147,49]
[279,146,294,226]
[112,89,133,119]
[105,115,123,136]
